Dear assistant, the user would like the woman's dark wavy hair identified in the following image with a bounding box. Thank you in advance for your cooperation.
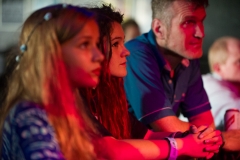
[80,4,131,139]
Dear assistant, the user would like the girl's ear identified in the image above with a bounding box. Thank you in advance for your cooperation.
[151,18,167,40]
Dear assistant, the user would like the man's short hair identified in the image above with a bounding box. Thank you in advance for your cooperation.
[151,0,209,26]
[208,37,237,72]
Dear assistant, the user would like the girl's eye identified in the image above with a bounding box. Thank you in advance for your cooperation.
[97,42,101,49]
[112,42,119,47]
[79,41,90,49]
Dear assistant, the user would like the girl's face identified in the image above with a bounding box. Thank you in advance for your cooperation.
[109,22,130,77]
[62,19,104,88]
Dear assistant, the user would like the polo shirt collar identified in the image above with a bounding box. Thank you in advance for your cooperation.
[163,59,189,71]
[147,30,166,67]
[147,29,190,72]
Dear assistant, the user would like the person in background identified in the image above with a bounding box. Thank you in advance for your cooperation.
[124,0,215,133]
[122,18,141,42]
[203,36,240,151]
[81,4,223,160]
[0,4,104,159]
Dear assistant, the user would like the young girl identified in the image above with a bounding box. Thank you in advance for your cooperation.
[81,4,223,159]
[0,4,104,160]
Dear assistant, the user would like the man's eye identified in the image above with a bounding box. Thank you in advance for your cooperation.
[112,42,119,47]
[184,20,196,25]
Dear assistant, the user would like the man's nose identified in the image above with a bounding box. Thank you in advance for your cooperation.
[195,23,205,39]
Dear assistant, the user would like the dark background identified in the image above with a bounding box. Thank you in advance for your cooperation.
[201,0,240,74]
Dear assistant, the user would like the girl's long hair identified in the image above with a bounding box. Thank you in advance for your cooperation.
[81,4,131,139]
[0,4,100,160]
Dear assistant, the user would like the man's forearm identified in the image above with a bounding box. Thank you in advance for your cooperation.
[189,111,215,129]
[151,116,191,132]
[190,118,215,129]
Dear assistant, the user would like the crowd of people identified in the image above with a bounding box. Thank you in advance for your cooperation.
[0,0,239,159]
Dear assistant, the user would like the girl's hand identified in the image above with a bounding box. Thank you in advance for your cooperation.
[177,132,209,158]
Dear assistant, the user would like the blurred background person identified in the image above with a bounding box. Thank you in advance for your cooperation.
[202,36,240,152]
[122,18,141,42]
[203,36,240,130]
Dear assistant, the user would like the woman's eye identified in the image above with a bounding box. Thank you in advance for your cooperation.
[112,42,119,47]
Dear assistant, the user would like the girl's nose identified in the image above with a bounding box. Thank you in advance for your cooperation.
[93,47,104,62]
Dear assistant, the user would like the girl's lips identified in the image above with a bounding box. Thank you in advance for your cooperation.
[120,62,126,65]
[92,68,101,76]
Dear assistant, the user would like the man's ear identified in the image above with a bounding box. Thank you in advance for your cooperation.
[152,18,167,40]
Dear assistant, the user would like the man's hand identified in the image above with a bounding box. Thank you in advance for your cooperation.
[222,130,240,151]
[190,125,223,159]
[178,126,221,159]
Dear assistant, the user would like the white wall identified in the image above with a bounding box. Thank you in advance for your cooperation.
[0,0,152,51]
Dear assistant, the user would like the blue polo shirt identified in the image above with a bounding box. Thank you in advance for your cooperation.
[124,30,211,126]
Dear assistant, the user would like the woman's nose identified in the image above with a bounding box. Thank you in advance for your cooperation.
[121,46,130,57]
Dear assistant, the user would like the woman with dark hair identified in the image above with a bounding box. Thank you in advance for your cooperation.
[81,5,131,139]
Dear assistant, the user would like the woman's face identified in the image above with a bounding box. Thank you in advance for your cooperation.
[62,19,104,88]
[109,22,130,77]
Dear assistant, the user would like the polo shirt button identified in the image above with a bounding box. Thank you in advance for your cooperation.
[168,79,172,84]
[182,93,185,97]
